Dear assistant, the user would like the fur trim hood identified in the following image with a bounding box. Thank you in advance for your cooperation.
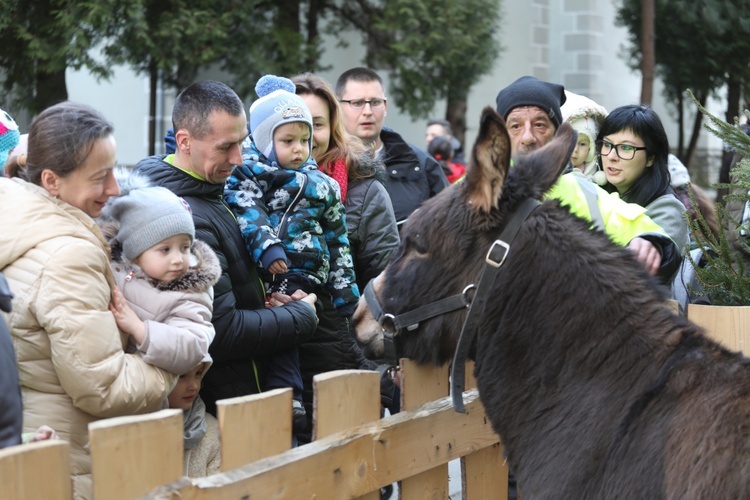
[109,237,220,293]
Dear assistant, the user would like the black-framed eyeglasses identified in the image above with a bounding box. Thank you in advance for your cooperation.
[339,98,387,109]
[596,140,647,160]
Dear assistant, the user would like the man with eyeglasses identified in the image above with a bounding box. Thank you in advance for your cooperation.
[335,67,448,227]
[494,75,681,283]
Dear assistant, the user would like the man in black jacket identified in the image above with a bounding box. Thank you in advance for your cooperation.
[134,80,318,416]
[335,67,449,228]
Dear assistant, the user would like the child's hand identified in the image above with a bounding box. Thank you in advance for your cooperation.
[29,425,58,442]
[268,259,288,275]
[110,286,147,344]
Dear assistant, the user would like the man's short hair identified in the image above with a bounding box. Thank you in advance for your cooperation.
[335,67,385,98]
[172,80,244,139]
[427,118,453,137]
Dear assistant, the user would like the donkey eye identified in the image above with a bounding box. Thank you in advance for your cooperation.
[410,234,429,256]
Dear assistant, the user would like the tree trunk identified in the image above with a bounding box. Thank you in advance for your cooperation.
[640,0,655,105]
[721,77,742,183]
[149,62,157,157]
[684,90,706,169]
[33,68,68,115]
[676,90,685,159]
[446,87,467,152]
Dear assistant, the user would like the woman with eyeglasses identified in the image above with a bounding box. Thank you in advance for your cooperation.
[596,104,689,274]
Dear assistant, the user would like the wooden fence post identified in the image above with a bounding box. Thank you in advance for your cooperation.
[461,360,508,499]
[89,408,183,499]
[217,388,293,470]
[314,369,381,500]
[0,440,71,500]
[399,358,450,498]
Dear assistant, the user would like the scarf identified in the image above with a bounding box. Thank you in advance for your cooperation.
[321,157,349,202]
[183,395,208,450]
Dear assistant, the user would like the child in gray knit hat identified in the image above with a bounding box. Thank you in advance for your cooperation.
[225,75,360,438]
[100,172,220,377]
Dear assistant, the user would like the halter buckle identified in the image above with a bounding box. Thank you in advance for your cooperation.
[485,240,510,268]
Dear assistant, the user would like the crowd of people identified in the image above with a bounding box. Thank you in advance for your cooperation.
[0,67,725,499]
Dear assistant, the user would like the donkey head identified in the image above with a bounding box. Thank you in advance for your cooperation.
[354,106,575,365]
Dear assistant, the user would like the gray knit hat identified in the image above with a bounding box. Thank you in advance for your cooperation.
[495,76,566,127]
[249,74,313,164]
[102,173,194,261]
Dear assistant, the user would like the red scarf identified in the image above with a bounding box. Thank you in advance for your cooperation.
[321,158,349,202]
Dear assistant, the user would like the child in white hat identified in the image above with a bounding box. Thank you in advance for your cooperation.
[561,91,608,185]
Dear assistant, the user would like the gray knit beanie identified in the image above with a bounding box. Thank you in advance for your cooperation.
[249,74,313,164]
[495,75,566,127]
[102,173,195,261]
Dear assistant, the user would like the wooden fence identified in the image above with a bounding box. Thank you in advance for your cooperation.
[5,306,743,499]
[0,360,508,500]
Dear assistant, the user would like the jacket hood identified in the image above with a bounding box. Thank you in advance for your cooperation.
[109,237,220,293]
[0,178,109,269]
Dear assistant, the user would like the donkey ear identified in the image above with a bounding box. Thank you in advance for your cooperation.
[464,107,511,213]
[518,121,577,194]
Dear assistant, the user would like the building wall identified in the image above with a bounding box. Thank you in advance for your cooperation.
[65,1,723,182]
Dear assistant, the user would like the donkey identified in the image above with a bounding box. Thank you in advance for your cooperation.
[354,107,750,498]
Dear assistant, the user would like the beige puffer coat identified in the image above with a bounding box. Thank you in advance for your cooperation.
[0,177,176,499]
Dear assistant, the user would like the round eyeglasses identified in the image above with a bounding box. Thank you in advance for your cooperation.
[596,140,647,160]
[339,98,387,109]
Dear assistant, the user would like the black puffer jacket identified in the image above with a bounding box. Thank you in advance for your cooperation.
[134,156,318,415]
[380,127,449,224]
[0,272,21,448]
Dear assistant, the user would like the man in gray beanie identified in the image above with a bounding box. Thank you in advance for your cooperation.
[495,75,566,156]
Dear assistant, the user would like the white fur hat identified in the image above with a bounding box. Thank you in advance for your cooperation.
[561,91,608,178]
[668,154,691,187]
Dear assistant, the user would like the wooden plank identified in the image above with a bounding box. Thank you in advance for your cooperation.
[0,440,71,500]
[688,304,750,354]
[465,360,477,390]
[89,408,183,500]
[399,359,450,499]
[314,370,381,500]
[314,370,381,438]
[463,443,508,500]
[217,388,292,470]
[145,389,499,499]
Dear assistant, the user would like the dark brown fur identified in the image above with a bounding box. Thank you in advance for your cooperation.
[355,107,750,498]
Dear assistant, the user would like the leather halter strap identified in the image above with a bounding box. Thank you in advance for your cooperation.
[451,198,541,412]
[363,279,475,365]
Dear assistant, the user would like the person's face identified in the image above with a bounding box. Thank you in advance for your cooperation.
[600,129,650,194]
[426,124,448,146]
[46,135,120,218]
[505,106,556,156]
[300,93,331,163]
[273,122,311,170]
[338,79,387,145]
[134,234,192,282]
[570,133,591,170]
[167,363,206,411]
[178,109,247,184]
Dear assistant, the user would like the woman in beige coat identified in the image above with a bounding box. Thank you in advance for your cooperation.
[0,102,175,499]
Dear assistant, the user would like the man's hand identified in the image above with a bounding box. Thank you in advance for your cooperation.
[627,237,662,276]
[268,290,318,313]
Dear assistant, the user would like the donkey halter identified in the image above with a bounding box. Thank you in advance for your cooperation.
[364,198,541,412]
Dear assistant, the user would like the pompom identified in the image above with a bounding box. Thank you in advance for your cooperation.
[255,75,296,98]
[593,169,607,186]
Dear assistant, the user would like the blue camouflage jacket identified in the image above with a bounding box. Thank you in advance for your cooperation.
[225,139,359,312]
